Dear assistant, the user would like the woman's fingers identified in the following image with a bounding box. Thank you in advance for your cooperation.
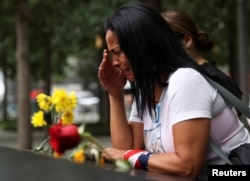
[102,148,126,160]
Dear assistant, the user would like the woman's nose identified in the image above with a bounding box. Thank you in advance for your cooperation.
[113,61,120,69]
[112,57,120,67]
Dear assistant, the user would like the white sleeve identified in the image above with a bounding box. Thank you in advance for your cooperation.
[168,68,216,124]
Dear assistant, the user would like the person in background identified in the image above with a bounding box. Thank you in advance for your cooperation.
[161,10,243,100]
[98,2,250,180]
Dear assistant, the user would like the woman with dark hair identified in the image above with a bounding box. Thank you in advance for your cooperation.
[98,2,250,179]
[161,10,242,99]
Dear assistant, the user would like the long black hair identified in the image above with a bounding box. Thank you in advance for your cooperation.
[104,2,201,119]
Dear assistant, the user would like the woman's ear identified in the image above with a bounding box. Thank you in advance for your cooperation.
[182,34,193,49]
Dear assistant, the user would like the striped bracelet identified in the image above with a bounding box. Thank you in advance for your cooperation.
[124,149,152,170]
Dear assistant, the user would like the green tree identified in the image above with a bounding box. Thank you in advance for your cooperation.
[0,0,249,149]
[161,0,250,85]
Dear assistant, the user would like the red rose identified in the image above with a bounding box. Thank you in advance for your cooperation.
[49,124,81,154]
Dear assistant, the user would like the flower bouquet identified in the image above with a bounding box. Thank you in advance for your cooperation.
[31,88,132,170]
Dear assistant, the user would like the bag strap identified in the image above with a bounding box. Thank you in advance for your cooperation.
[204,75,250,165]
[204,75,250,129]
[209,138,232,165]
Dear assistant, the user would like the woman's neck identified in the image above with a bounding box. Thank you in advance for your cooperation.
[154,73,169,103]
[195,56,208,65]
[154,85,163,103]
[188,49,208,65]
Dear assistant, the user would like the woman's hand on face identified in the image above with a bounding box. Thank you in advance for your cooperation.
[98,49,127,97]
[102,147,126,160]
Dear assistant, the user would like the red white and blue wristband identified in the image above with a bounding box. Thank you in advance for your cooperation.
[124,150,152,171]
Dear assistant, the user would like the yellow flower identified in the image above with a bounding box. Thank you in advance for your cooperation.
[51,88,72,113]
[53,152,62,158]
[31,111,47,127]
[37,93,52,112]
[68,91,78,110]
[73,149,85,163]
[99,156,105,167]
[61,110,74,126]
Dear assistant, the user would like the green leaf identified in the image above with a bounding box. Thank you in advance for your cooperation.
[114,159,133,172]
[78,123,86,134]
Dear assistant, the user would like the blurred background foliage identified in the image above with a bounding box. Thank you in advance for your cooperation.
[0,0,248,89]
[0,0,249,148]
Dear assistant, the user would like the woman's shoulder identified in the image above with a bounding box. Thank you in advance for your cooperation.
[168,68,209,89]
[169,68,203,81]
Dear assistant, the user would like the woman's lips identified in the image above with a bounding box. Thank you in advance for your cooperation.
[122,68,131,76]
[122,68,134,81]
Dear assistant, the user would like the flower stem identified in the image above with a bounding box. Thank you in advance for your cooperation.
[82,133,119,164]
[82,133,104,150]
[36,136,50,150]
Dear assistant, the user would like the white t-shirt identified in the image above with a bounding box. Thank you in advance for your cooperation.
[129,68,250,164]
